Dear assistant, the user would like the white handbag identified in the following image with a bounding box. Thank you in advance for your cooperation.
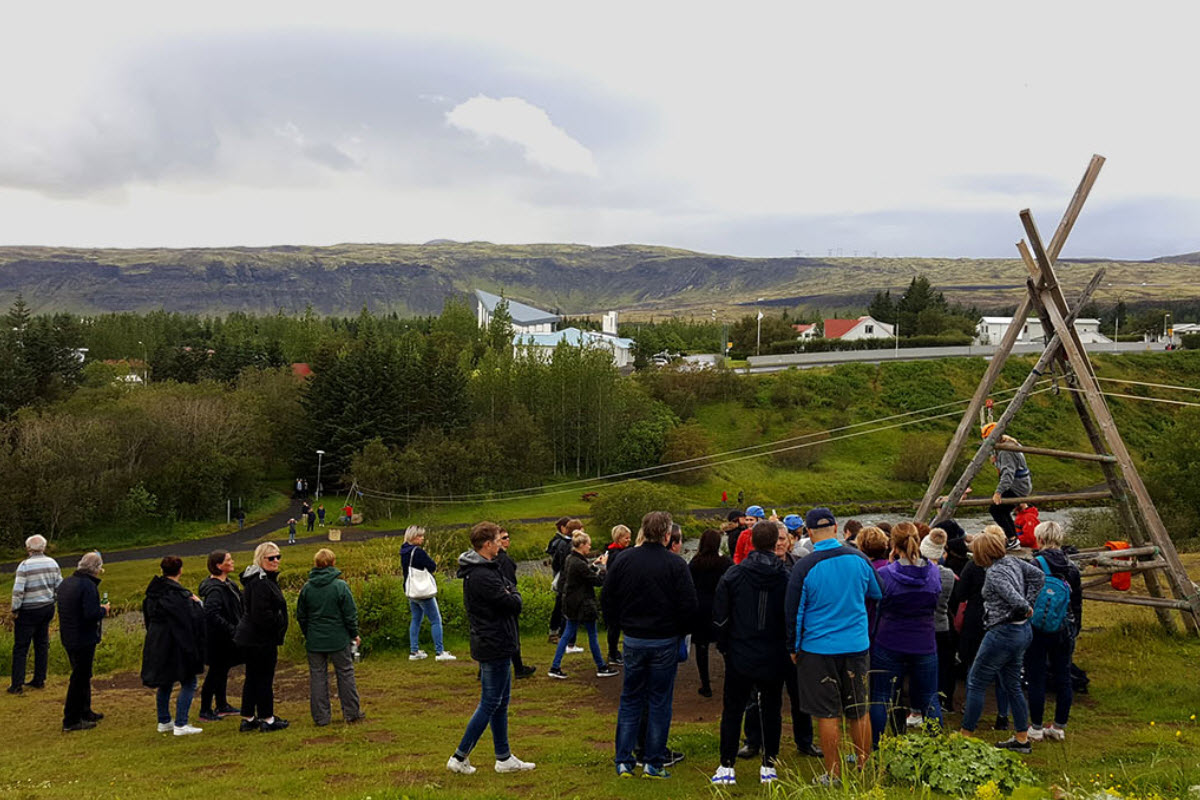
[405,550,438,600]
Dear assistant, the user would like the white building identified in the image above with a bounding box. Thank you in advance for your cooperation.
[475,289,560,335]
[823,315,895,341]
[975,317,1111,346]
[515,327,636,368]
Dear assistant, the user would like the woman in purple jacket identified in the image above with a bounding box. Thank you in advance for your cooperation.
[868,522,944,748]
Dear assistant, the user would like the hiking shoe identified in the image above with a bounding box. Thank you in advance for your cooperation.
[995,737,1032,754]
[447,755,476,775]
[813,773,842,788]
[82,711,104,722]
[664,749,685,767]
[409,650,428,661]
[1044,725,1066,741]
[198,711,220,722]
[698,685,713,698]
[906,712,924,727]
[711,766,736,784]
[216,705,241,717]
[347,714,368,724]
[616,763,635,778]
[239,719,260,732]
[157,722,174,733]
[516,665,537,679]
[596,666,620,678]
[641,765,670,779]
[798,742,824,758]
[737,744,759,760]
[173,724,203,736]
[760,765,778,784]
[27,682,44,690]
[259,717,289,732]
[6,686,21,695]
[1027,725,1044,741]
[547,667,569,680]
[548,633,560,644]
[994,714,1009,731]
[609,653,624,666]
[63,720,97,732]
[435,651,457,662]
[495,754,536,773]
[565,645,584,654]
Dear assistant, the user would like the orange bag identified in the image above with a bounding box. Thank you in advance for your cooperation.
[1104,540,1132,591]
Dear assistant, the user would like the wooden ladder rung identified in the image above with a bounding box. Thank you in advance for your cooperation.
[1079,559,1170,576]
[930,490,1110,508]
[994,443,1117,463]
[1071,545,1159,561]
[1081,590,1194,610]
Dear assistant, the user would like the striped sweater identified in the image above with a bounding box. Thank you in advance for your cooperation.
[11,554,63,611]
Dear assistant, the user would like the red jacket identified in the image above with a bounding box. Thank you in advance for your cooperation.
[733,527,755,564]
[1014,506,1040,549]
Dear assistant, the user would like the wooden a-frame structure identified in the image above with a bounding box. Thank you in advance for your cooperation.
[915,155,1200,635]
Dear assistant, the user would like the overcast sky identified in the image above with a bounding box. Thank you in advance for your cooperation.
[3,1,1198,258]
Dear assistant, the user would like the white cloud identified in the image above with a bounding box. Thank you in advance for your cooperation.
[445,95,599,178]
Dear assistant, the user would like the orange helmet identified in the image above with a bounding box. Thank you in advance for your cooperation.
[981,422,997,439]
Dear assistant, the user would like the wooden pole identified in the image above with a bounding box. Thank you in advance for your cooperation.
[1081,591,1193,611]
[993,443,1117,463]
[1079,560,1170,576]
[1070,545,1160,562]
[932,490,1110,508]
[1020,210,1200,634]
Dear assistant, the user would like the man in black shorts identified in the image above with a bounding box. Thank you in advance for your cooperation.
[784,507,881,785]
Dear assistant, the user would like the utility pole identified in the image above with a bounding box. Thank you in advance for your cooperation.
[315,449,326,501]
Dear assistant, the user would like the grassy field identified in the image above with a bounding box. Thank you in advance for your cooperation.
[2,535,1200,799]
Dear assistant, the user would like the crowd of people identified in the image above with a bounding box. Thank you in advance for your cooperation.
[7,476,1082,786]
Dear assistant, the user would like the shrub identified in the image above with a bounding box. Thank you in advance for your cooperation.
[587,480,685,536]
[892,433,948,482]
[660,421,712,484]
[1181,333,1200,350]
[877,732,1036,795]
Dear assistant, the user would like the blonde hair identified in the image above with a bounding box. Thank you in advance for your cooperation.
[891,521,922,563]
[855,526,890,560]
[982,524,1006,539]
[253,541,281,569]
[611,524,631,543]
[572,531,591,550]
[404,525,425,544]
[1035,520,1065,549]
[313,548,336,568]
[971,532,1007,568]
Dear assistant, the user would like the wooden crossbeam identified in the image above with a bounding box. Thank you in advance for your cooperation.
[1070,545,1159,562]
[932,490,1110,508]
[1019,209,1200,634]
[1081,591,1194,611]
[993,442,1117,463]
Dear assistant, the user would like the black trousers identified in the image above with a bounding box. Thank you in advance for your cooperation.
[201,653,238,713]
[936,629,957,711]
[11,603,55,689]
[607,622,621,661]
[63,644,96,726]
[695,642,711,690]
[723,663,783,767]
[989,488,1022,541]
[241,645,278,720]
[549,589,564,634]
[745,662,814,749]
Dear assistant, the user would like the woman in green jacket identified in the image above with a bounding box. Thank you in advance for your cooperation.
[296,548,364,726]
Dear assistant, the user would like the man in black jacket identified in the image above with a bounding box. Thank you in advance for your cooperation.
[448,522,536,776]
[495,528,536,678]
[57,552,109,731]
[710,521,790,785]
[602,511,698,779]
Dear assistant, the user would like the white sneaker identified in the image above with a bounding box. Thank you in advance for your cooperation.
[495,755,536,773]
[1044,725,1066,741]
[1026,725,1044,741]
[760,765,778,784]
[906,712,924,727]
[435,651,457,661]
[156,722,173,733]
[173,724,202,736]
[564,645,584,654]
[710,765,736,784]
[409,650,428,661]
[446,755,476,775]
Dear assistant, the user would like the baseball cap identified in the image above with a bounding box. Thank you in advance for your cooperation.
[804,507,837,530]
[782,514,804,532]
[727,509,744,522]
[746,505,765,519]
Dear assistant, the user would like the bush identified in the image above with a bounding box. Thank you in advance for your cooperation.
[892,433,948,482]
[1181,333,1200,350]
[587,480,685,537]
[878,732,1036,795]
[660,421,712,484]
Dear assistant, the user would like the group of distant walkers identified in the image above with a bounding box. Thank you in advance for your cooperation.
[8,422,1082,785]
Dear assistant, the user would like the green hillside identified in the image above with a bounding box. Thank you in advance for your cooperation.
[2,241,1199,317]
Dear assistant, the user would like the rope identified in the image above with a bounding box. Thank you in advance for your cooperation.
[1095,377,1200,395]
[359,388,1053,505]
[1062,387,1200,409]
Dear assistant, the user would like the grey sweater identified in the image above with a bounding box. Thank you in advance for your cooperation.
[994,449,1032,496]
[981,555,1044,630]
[933,564,956,633]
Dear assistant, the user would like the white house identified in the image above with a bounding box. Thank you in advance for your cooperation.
[515,327,636,368]
[792,323,818,340]
[475,289,560,335]
[975,317,1111,346]
[823,315,894,341]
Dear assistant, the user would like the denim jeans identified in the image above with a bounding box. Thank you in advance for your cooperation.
[409,598,444,654]
[961,622,1032,732]
[869,643,943,747]
[455,658,512,761]
[551,619,606,670]
[1025,628,1074,727]
[614,637,679,770]
[156,675,198,727]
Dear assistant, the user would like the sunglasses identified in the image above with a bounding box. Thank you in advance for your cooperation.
[266,555,282,562]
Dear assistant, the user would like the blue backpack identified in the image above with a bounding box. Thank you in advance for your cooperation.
[1030,556,1071,633]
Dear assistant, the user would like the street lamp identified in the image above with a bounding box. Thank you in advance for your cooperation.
[315,450,326,500]
[1164,313,1172,344]
[137,340,148,384]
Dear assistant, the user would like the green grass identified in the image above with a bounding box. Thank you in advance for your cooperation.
[4,541,1200,799]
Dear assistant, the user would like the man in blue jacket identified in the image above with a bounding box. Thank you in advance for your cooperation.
[785,508,881,785]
